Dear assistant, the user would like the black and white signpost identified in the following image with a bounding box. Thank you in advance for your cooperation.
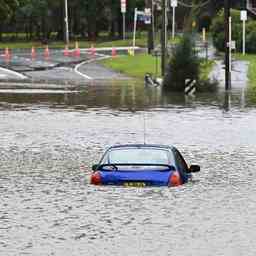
[185,79,196,96]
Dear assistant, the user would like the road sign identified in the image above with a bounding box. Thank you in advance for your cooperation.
[227,40,236,50]
[144,8,151,24]
[240,10,247,21]
[121,0,126,13]
[171,0,178,7]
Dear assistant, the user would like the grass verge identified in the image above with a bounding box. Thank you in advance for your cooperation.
[0,38,148,50]
[199,60,215,81]
[101,54,161,79]
[102,54,214,80]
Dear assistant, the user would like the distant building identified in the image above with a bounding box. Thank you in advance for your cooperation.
[247,0,256,14]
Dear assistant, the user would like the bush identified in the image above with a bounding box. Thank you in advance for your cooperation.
[163,35,200,91]
[211,9,242,52]
[211,8,256,53]
[245,21,256,53]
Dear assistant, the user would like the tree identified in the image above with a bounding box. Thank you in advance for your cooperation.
[0,0,19,41]
[163,35,200,91]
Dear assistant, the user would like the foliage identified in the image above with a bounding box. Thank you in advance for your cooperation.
[163,35,200,91]
[211,8,256,53]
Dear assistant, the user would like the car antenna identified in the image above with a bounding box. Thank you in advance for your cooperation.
[143,112,146,145]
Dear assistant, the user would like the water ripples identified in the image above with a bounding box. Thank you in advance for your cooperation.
[1,85,256,255]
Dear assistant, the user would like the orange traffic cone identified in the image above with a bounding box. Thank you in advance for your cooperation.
[112,47,117,58]
[31,46,36,59]
[74,41,80,57]
[64,45,69,57]
[44,45,50,59]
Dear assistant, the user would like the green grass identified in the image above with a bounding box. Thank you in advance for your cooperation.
[101,54,161,79]
[199,60,214,81]
[0,31,150,49]
[235,53,256,88]
[0,38,148,50]
[102,53,214,80]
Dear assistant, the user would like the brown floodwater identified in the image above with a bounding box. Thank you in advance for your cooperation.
[0,81,256,256]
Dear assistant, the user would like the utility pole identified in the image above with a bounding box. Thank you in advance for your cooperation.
[161,0,167,77]
[64,0,69,45]
[224,0,231,90]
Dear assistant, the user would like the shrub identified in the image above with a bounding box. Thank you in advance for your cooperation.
[163,35,200,91]
[211,9,243,52]
[211,8,256,53]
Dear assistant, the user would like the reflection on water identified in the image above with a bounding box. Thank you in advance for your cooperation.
[1,81,256,256]
[0,81,255,111]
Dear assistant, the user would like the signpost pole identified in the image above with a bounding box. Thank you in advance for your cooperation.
[121,0,126,40]
[133,8,137,48]
[172,6,175,39]
[64,0,69,45]
[243,19,245,55]
[123,13,126,40]
[224,0,231,90]
[241,10,247,55]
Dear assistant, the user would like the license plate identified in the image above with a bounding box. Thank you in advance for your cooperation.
[123,182,146,187]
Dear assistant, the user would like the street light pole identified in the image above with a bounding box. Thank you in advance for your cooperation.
[224,0,231,90]
[64,0,69,45]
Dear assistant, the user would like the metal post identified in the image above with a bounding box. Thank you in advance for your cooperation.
[133,8,137,48]
[229,17,232,73]
[64,0,69,45]
[172,6,175,39]
[161,0,166,77]
[243,19,246,55]
[224,0,231,90]
[123,13,126,40]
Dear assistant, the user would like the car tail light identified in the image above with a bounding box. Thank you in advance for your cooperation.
[90,171,102,185]
[169,171,182,186]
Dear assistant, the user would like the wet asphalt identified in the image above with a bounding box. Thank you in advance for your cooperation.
[0,48,129,85]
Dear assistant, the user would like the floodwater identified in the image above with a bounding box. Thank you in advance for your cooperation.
[1,82,256,256]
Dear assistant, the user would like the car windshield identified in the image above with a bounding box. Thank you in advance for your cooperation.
[102,147,173,165]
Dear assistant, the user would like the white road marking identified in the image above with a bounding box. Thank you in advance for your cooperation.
[0,67,27,79]
[0,89,79,94]
[74,54,111,80]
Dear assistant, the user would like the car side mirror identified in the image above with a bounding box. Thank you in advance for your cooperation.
[189,165,200,173]
[92,164,99,171]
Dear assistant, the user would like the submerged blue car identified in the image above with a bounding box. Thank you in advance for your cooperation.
[90,144,200,187]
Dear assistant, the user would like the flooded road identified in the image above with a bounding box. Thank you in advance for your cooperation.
[1,82,256,256]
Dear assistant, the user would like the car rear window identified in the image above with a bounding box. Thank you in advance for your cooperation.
[103,148,173,165]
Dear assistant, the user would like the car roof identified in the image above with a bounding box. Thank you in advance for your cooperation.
[107,144,175,151]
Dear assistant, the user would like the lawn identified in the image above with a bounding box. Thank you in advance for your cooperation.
[199,60,215,81]
[0,31,152,50]
[0,39,147,50]
[102,53,214,80]
[101,54,161,79]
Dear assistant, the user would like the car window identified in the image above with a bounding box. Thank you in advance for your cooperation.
[173,149,188,172]
[102,148,174,165]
